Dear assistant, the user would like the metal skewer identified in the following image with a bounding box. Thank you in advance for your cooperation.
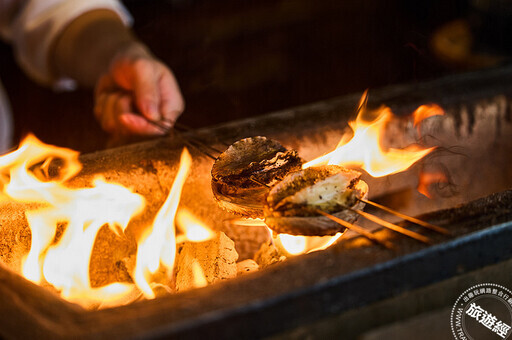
[174,122,231,147]
[358,198,451,235]
[174,132,222,158]
[138,114,222,160]
[178,137,218,160]
[314,209,395,250]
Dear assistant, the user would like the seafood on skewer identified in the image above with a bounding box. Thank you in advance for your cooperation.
[264,165,368,236]
[211,136,303,217]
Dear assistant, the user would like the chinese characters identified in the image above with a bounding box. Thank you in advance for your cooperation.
[466,303,511,338]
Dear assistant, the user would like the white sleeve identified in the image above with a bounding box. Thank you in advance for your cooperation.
[5,0,133,89]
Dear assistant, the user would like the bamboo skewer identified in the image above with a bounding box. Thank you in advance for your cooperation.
[358,198,451,235]
[249,176,270,187]
[348,207,431,244]
[252,177,432,244]
[314,209,395,250]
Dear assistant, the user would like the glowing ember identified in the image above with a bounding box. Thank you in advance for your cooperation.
[303,93,442,177]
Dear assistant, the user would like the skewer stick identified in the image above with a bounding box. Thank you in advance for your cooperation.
[250,176,270,187]
[178,137,217,160]
[174,122,231,147]
[175,128,224,154]
[314,209,395,250]
[348,207,431,244]
[250,176,426,244]
[136,113,172,133]
[138,114,221,159]
[177,132,223,155]
[358,198,451,235]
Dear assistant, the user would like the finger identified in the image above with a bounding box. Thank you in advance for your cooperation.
[94,93,108,121]
[118,113,166,136]
[95,74,116,98]
[158,68,185,124]
[101,93,124,134]
[115,94,167,135]
[131,60,161,121]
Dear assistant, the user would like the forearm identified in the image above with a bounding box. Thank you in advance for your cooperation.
[51,9,145,88]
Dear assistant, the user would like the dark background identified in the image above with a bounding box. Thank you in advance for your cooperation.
[0,0,488,152]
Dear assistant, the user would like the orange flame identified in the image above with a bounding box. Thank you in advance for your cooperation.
[0,135,144,306]
[413,104,444,128]
[229,218,342,256]
[0,135,210,306]
[274,232,343,256]
[417,171,448,199]
[0,134,81,201]
[190,260,208,289]
[175,208,215,243]
[303,93,442,177]
[133,148,192,299]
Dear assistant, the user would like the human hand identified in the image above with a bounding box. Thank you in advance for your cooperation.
[94,43,184,136]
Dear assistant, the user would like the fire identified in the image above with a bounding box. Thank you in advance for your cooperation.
[0,135,144,305]
[0,135,216,307]
[228,218,341,256]
[0,93,446,306]
[303,93,442,177]
[133,149,192,299]
[26,178,144,305]
[175,208,215,243]
[413,104,444,128]
[274,232,343,256]
[0,134,81,201]
[417,171,449,199]
[281,93,443,255]
[190,260,208,289]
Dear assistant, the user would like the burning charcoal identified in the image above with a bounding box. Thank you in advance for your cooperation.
[0,202,35,272]
[174,232,238,292]
[211,136,303,217]
[236,259,259,275]
[264,165,368,236]
[254,241,286,268]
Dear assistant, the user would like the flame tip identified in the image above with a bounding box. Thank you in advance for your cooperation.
[305,93,439,178]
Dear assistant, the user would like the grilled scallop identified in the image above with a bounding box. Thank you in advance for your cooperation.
[211,136,303,217]
[264,165,368,236]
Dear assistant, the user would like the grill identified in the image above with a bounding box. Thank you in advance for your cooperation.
[1,65,512,339]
